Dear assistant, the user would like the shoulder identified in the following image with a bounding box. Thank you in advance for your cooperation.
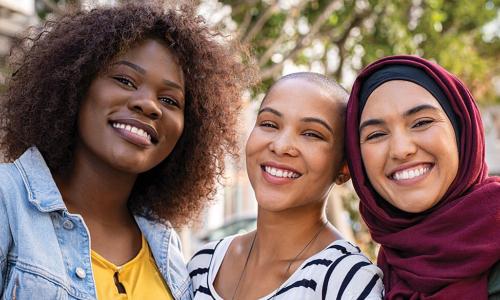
[187,238,227,274]
[187,238,231,299]
[0,162,24,195]
[318,240,384,299]
[0,162,26,220]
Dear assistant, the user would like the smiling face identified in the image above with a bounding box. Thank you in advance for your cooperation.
[76,39,185,174]
[245,78,348,212]
[359,80,459,213]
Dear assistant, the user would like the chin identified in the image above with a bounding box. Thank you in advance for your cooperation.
[392,197,440,213]
[256,197,292,213]
[108,158,157,174]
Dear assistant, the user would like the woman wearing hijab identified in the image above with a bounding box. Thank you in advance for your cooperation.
[345,55,500,299]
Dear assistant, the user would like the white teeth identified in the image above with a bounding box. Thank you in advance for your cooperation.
[264,166,300,178]
[270,168,277,176]
[393,166,430,181]
[112,122,152,142]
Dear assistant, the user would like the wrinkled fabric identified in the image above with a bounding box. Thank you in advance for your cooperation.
[346,55,500,299]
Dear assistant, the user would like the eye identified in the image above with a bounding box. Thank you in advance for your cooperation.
[159,96,179,108]
[259,121,277,129]
[365,131,386,141]
[303,131,323,139]
[113,76,136,89]
[412,119,433,128]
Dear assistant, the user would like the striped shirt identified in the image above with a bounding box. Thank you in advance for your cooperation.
[188,235,384,299]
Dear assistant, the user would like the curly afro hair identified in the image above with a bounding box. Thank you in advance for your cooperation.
[0,1,257,226]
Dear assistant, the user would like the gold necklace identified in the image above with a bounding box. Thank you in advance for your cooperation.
[231,221,328,300]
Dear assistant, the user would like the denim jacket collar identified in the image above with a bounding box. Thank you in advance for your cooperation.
[136,216,191,298]
[14,147,66,213]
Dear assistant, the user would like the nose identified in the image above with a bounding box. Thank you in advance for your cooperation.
[389,130,417,160]
[128,88,162,120]
[269,130,299,157]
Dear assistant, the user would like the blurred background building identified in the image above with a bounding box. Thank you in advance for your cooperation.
[1,0,499,259]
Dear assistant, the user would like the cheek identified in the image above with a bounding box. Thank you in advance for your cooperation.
[173,116,185,137]
[77,100,99,141]
[245,129,262,159]
[360,144,384,180]
[309,146,338,181]
[429,134,459,181]
[163,113,185,141]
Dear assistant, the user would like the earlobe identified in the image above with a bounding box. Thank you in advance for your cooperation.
[335,162,351,185]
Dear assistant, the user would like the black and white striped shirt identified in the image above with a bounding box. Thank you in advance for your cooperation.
[188,236,384,299]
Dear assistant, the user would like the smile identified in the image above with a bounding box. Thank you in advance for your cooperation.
[263,165,301,178]
[391,164,432,181]
[112,122,152,142]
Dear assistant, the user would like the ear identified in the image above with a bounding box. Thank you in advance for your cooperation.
[335,161,351,185]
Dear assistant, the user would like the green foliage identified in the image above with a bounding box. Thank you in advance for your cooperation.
[221,0,499,104]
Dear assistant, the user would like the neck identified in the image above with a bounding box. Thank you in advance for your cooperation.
[54,148,137,225]
[253,202,331,264]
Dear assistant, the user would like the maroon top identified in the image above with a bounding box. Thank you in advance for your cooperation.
[346,55,500,299]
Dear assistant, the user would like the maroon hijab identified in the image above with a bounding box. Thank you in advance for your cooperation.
[346,55,500,299]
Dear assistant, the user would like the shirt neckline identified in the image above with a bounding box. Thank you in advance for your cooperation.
[91,235,148,272]
[207,235,354,300]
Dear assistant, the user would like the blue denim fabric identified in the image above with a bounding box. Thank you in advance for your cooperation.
[0,147,192,300]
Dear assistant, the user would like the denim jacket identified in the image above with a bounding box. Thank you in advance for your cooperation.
[0,147,192,300]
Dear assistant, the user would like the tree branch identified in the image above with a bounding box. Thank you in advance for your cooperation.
[237,7,254,39]
[228,0,261,38]
[242,1,279,44]
[333,9,371,80]
[258,0,309,67]
[260,0,343,80]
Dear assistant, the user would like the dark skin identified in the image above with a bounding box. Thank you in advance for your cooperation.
[214,78,350,299]
[55,150,141,265]
[54,39,185,265]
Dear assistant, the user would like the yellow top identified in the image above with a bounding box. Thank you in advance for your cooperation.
[91,236,174,300]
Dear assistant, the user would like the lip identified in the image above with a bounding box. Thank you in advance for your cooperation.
[261,161,302,175]
[259,161,302,186]
[387,162,433,177]
[387,162,434,185]
[109,118,159,144]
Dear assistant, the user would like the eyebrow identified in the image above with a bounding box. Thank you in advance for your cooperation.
[302,117,334,135]
[114,60,184,94]
[258,107,282,117]
[403,104,439,117]
[359,104,440,132]
[115,60,145,74]
[359,118,384,132]
[258,107,334,134]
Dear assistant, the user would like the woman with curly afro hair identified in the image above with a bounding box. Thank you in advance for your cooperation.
[0,1,256,299]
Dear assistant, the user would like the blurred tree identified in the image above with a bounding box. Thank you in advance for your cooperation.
[28,0,500,103]
[201,0,500,255]
[210,0,499,104]
[35,0,81,19]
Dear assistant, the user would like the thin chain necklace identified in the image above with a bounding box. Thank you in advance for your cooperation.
[231,221,328,300]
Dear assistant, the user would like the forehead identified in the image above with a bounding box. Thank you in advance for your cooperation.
[361,80,443,120]
[112,39,184,84]
[263,79,342,126]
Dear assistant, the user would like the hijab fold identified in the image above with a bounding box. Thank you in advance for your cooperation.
[346,55,500,299]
